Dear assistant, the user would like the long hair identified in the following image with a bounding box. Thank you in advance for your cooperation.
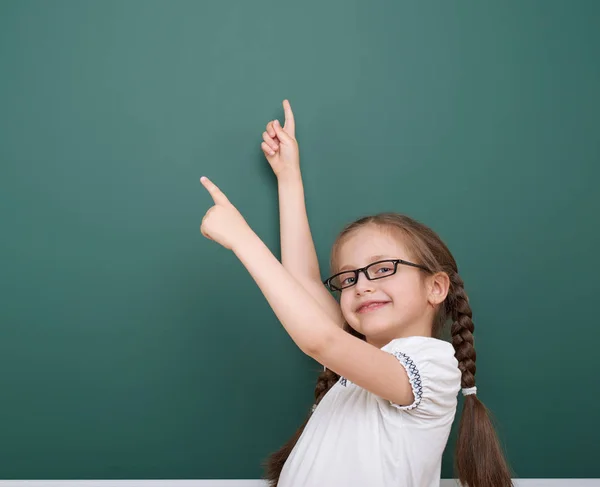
[263,213,512,487]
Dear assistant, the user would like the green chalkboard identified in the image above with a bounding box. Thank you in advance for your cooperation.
[1,0,599,480]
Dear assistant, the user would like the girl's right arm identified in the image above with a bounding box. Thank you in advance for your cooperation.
[261,100,344,327]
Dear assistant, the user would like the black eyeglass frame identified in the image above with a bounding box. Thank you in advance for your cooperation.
[323,259,430,292]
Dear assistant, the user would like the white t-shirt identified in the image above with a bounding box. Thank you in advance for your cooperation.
[278,336,462,487]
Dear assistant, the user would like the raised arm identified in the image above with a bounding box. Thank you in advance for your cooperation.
[261,100,344,326]
[199,176,414,407]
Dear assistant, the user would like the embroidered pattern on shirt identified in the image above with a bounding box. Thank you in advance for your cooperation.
[339,377,348,387]
[389,351,423,410]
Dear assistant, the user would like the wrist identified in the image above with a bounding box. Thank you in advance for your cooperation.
[232,227,261,256]
[276,166,302,185]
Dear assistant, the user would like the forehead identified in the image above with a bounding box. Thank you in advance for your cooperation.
[336,226,411,270]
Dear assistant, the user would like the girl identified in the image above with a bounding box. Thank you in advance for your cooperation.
[199,101,512,487]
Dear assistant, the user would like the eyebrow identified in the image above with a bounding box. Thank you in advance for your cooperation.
[338,255,392,272]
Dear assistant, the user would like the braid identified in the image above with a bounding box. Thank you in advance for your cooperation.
[314,368,340,404]
[449,272,513,486]
[449,272,476,389]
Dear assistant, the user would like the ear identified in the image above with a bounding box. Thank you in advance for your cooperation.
[427,272,450,306]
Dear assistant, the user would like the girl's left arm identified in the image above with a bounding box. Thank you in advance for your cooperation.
[200,177,414,408]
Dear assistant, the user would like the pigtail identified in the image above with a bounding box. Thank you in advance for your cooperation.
[263,323,361,486]
[449,273,513,487]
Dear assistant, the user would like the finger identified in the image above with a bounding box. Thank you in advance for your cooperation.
[200,177,231,206]
[262,131,279,152]
[273,119,293,144]
[283,99,295,137]
[261,141,275,157]
[200,212,214,240]
[200,226,214,241]
[201,227,214,242]
[266,121,277,138]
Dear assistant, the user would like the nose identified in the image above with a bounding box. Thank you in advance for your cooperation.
[354,270,374,294]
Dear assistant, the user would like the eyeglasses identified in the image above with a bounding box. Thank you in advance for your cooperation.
[323,259,430,292]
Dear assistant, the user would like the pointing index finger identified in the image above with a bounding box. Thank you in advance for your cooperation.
[200,176,231,206]
[283,99,295,137]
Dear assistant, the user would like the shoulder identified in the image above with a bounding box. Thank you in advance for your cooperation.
[381,336,456,365]
[381,336,461,412]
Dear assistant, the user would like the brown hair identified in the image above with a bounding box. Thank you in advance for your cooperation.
[264,213,512,487]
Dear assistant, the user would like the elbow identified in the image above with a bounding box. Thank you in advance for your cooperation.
[300,325,337,361]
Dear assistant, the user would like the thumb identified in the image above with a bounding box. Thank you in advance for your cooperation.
[273,119,294,144]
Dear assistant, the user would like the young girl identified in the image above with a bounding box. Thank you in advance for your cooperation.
[199,101,512,487]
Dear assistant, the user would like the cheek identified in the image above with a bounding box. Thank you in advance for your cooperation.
[339,292,356,322]
[387,275,429,306]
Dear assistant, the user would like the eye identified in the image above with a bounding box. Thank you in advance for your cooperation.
[342,276,356,285]
[369,261,396,277]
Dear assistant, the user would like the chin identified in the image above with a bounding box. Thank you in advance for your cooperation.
[353,320,397,341]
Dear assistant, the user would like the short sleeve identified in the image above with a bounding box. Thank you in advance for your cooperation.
[381,337,461,415]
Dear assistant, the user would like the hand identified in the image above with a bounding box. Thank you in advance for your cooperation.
[199,176,252,251]
[262,99,300,178]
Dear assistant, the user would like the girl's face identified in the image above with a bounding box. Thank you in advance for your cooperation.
[335,226,435,347]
